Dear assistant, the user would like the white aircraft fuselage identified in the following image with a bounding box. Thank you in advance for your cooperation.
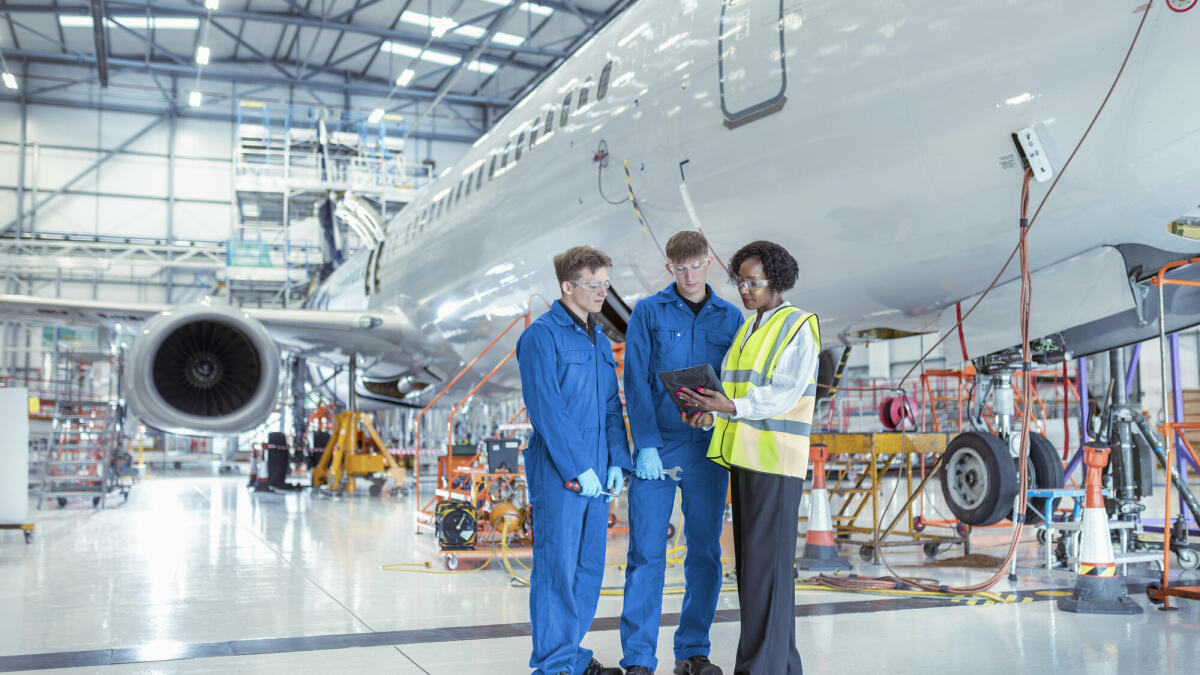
[310,0,1200,400]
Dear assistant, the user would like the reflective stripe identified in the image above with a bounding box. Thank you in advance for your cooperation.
[760,310,804,379]
[725,369,756,383]
[737,418,812,436]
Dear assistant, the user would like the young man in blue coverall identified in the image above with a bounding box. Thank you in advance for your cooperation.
[517,246,633,675]
[619,232,743,675]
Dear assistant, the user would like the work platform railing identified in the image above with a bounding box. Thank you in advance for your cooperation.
[413,296,550,532]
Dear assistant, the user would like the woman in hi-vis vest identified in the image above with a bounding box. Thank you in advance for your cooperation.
[678,241,819,675]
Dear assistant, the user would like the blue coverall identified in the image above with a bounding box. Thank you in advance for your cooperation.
[619,283,743,670]
[517,300,634,675]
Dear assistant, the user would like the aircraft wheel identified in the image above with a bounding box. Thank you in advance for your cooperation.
[1009,433,1064,525]
[940,432,1018,526]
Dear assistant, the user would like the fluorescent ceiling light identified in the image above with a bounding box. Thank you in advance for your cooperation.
[2,72,17,90]
[396,68,416,86]
[400,11,459,38]
[368,108,385,124]
[59,16,201,30]
[479,0,553,17]
[195,46,210,66]
[381,42,460,66]
[204,0,220,9]
[382,42,498,73]
[401,11,524,46]
[188,90,202,107]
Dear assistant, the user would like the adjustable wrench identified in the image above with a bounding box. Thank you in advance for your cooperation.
[661,466,683,481]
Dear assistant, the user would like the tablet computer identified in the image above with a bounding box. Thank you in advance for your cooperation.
[658,364,723,417]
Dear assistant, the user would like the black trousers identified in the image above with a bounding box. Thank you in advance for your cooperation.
[730,467,804,675]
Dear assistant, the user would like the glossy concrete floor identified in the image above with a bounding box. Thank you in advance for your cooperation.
[2,468,1199,674]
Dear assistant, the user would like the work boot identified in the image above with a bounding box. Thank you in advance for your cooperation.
[625,667,653,675]
[582,659,622,675]
[674,655,723,675]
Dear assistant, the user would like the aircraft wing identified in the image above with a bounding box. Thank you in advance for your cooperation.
[0,294,413,363]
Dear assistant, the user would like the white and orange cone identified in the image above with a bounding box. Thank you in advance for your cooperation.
[1058,443,1142,615]
[797,444,851,571]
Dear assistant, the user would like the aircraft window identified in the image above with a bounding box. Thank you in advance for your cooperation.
[374,241,384,293]
[437,198,444,218]
[515,132,525,161]
[529,123,538,149]
[598,62,612,99]
[560,93,572,126]
[364,248,376,295]
[578,81,590,109]
[545,110,553,134]
[501,142,511,168]
[489,154,497,180]
[477,164,485,188]
[456,180,464,203]
[465,173,472,197]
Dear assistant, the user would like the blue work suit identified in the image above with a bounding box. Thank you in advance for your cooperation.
[517,300,634,675]
[619,283,743,670]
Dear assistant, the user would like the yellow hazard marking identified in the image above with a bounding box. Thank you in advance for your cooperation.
[1035,590,1074,597]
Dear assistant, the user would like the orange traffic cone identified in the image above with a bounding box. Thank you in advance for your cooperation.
[797,444,850,571]
[1058,443,1142,615]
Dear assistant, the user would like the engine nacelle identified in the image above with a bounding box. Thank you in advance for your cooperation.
[126,304,281,435]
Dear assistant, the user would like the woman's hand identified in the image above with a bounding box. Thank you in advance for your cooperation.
[676,386,736,415]
[681,410,714,429]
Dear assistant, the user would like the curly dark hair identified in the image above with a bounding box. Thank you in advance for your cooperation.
[728,240,798,292]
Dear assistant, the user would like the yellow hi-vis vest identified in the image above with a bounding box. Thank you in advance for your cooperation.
[707,306,820,478]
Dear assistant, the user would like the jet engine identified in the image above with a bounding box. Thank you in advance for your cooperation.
[125,304,281,435]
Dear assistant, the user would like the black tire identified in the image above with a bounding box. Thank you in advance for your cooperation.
[859,545,874,562]
[939,431,1018,526]
[923,542,941,559]
[1008,433,1065,525]
[1147,582,1163,605]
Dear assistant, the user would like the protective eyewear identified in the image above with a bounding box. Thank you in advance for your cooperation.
[570,279,611,291]
[670,258,710,274]
[731,278,770,289]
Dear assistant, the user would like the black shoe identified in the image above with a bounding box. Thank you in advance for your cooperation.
[625,667,654,675]
[582,659,623,675]
[674,655,723,675]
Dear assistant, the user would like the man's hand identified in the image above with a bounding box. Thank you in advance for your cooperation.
[606,466,625,503]
[575,469,603,498]
[676,386,736,414]
[635,447,664,480]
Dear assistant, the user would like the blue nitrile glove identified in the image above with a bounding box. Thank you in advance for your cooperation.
[576,469,603,498]
[636,447,664,480]
[606,466,625,503]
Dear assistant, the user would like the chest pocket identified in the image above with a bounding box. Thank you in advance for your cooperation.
[562,349,592,365]
[653,328,690,368]
[706,330,734,363]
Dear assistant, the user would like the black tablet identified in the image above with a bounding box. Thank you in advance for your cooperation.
[658,364,723,417]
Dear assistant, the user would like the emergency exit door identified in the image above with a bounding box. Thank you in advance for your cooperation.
[718,0,788,129]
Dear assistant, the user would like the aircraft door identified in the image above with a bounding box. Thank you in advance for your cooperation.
[718,0,788,128]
